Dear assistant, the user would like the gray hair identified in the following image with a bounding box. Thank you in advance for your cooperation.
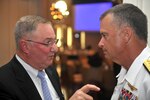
[100,3,147,42]
[14,15,52,49]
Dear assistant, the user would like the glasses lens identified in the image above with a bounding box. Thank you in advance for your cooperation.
[25,39,59,47]
[47,39,58,46]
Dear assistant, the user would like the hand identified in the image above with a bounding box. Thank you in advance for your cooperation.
[69,84,100,100]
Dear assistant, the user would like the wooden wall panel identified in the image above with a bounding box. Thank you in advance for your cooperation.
[0,0,11,66]
[9,0,19,60]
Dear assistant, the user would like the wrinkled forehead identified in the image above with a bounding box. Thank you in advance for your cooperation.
[29,23,56,40]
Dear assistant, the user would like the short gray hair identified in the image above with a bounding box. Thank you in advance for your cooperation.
[14,15,52,49]
[100,3,147,42]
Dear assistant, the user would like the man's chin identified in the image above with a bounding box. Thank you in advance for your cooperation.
[43,61,53,68]
[104,54,111,59]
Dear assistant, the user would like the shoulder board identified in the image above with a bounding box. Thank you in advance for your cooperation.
[143,60,150,74]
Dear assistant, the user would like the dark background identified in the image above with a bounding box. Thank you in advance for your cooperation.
[72,0,112,4]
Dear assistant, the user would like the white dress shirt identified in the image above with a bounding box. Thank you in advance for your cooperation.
[16,55,60,100]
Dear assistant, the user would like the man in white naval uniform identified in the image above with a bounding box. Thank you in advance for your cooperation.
[98,3,150,100]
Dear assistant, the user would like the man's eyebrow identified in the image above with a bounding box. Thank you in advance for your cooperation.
[45,38,56,40]
[100,32,107,35]
[43,38,55,42]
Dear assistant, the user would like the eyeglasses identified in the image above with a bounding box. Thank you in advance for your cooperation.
[25,39,59,47]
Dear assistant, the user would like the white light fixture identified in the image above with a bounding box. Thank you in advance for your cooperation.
[80,31,86,49]
[55,0,67,13]
[50,0,69,20]
[67,27,73,49]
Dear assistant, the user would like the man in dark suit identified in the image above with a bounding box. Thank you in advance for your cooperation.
[0,15,64,100]
[0,15,100,100]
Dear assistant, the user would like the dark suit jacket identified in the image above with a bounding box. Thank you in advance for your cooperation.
[0,56,64,100]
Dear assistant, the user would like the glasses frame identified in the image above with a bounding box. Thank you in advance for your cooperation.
[25,39,59,47]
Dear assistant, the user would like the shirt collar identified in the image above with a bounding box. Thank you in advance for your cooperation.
[116,66,127,84]
[15,54,39,78]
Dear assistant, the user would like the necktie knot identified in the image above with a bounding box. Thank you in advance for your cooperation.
[37,71,46,80]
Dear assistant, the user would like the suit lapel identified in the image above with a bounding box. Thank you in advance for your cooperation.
[12,57,42,100]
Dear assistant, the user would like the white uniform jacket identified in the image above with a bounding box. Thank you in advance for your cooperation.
[111,46,150,100]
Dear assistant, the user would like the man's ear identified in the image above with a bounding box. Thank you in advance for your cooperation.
[19,39,30,54]
[122,27,133,44]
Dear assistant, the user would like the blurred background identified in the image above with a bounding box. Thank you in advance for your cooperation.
[0,0,149,99]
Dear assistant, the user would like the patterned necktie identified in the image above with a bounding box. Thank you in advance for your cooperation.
[37,71,52,100]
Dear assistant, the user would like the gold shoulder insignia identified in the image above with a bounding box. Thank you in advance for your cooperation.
[128,83,137,91]
[143,60,150,74]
